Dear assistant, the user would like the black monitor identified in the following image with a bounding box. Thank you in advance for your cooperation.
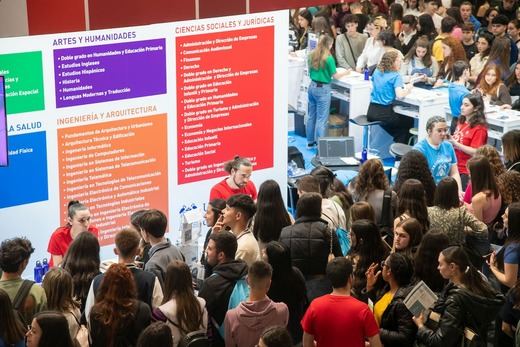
[0,76,6,167]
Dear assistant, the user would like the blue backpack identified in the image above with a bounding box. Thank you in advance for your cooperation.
[210,273,250,338]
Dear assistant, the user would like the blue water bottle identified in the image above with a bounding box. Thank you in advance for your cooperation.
[42,258,49,275]
[34,261,43,283]
[364,68,369,81]
[361,147,368,163]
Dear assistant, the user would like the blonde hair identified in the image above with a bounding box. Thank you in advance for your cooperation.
[378,50,399,72]
[310,34,333,70]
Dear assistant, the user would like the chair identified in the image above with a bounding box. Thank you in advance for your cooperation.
[349,115,381,153]
[408,127,418,146]
[389,143,413,160]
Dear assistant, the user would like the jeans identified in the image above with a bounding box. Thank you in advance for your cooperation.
[306,81,331,144]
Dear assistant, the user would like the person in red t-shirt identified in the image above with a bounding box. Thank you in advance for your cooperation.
[209,156,257,201]
[47,200,99,267]
[301,257,382,347]
[449,93,488,190]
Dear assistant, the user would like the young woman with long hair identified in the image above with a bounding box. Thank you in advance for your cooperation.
[393,150,436,206]
[476,64,512,106]
[417,14,437,41]
[480,36,511,82]
[489,202,520,289]
[502,129,520,172]
[136,322,173,347]
[448,93,488,189]
[26,311,75,347]
[0,289,25,347]
[365,252,416,347]
[414,246,504,346]
[152,260,207,347]
[89,264,151,347]
[263,241,307,344]
[469,31,494,84]
[351,159,397,225]
[507,63,520,105]
[393,217,423,257]
[466,155,502,224]
[367,50,414,144]
[413,231,450,293]
[350,201,376,224]
[428,177,488,245]
[61,231,100,312]
[404,0,421,17]
[497,171,520,205]
[306,34,349,148]
[253,180,292,250]
[401,37,439,85]
[42,267,81,340]
[297,9,313,50]
[348,219,389,299]
[356,16,388,72]
[394,179,430,233]
[435,36,467,84]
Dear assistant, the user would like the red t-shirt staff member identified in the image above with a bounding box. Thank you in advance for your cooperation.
[209,156,258,201]
[47,200,99,267]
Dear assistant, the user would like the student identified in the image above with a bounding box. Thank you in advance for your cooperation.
[401,37,439,85]
[432,16,458,63]
[413,231,450,293]
[306,34,350,148]
[26,311,76,347]
[350,2,369,33]
[136,322,173,347]
[482,36,512,82]
[216,194,260,266]
[356,16,388,72]
[435,36,468,84]
[447,60,470,133]
[469,31,494,84]
[413,246,504,346]
[423,0,443,32]
[404,0,421,17]
[414,116,461,186]
[141,209,184,288]
[0,289,25,347]
[398,15,419,56]
[209,156,257,201]
[460,1,482,32]
[491,14,518,65]
[335,14,368,70]
[0,238,47,326]
[508,19,520,57]
[301,257,382,347]
[417,14,438,42]
[449,94,488,189]
[393,218,423,257]
[47,200,99,267]
[367,50,414,144]
[394,179,430,233]
[198,232,247,347]
[507,62,520,104]
[476,64,513,106]
[461,23,477,60]
[297,9,313,50]
[257,326,293,347]
[85,228,163,320]
[224,261,289,347]
[502,129,520,172]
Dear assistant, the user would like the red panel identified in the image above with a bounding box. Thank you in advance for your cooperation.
[88,0,195,30]
[250,0,338,13]
[199,0,246,19]
[27,0,86,35]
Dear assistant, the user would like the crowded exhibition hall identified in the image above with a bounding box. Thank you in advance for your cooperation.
[1,0,520,346]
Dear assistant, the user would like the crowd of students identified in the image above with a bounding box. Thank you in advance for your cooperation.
[296,0,520,147]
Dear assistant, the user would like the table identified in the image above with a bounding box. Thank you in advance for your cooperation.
[393,87,449,140]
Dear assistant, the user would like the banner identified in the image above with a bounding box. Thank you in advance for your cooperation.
[0,11,288,269]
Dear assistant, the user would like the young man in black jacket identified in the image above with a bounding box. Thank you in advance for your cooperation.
[198,231,248,347]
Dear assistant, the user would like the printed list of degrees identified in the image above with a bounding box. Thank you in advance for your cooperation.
[176,26,274,184]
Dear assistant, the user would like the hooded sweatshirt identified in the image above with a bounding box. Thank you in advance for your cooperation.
[224,296,288,347]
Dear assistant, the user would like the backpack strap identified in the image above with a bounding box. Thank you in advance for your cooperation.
[13,279,35,311]
[380,188,393,227]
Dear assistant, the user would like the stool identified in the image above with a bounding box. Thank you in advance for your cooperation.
[349,115,382,152]
[389,143,413,160]
[408,127,418,146]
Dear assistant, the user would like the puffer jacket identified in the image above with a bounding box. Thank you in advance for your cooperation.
[279,216,342,277]
[379,286,417,347]
[417,282,505,347]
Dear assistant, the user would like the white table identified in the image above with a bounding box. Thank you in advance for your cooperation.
[393,87,450,141]
[331,72,372,151]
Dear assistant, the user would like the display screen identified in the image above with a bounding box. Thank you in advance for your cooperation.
[0,76,7,166]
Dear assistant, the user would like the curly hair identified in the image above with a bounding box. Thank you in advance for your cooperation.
[476,145,506,177]
[377,50,399,72]
[394,150,436,206]
[460,93,486,128]
[353,159,389,201]
[91,264,137,347]
[397,178,430,231]
[497,171,520,204]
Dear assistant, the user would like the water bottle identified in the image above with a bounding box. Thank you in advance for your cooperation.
[364,68,369,81]
[42,258,49,275]
[34,261,43,283]
[361,148,368,163]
